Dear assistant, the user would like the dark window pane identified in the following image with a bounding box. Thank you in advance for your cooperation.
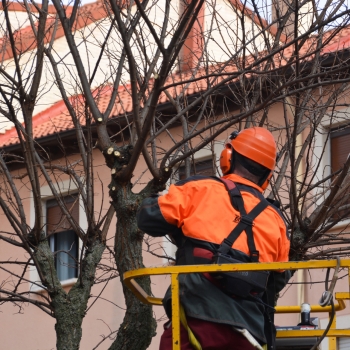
[179,158,215,180]
[55,230,78,280]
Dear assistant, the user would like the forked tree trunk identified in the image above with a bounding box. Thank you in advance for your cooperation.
[34,236,106,350]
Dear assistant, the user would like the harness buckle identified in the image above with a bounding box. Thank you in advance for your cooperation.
[240,215,254,226]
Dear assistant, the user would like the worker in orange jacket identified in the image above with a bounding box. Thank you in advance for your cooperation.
[137,127,290,350]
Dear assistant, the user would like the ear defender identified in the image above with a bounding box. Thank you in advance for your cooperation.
[260,172,273,191]
[220,144,232,175]
[220,132,239,175]
[260,153,279,190]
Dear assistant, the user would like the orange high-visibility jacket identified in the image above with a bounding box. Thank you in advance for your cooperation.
[147,174,289,263]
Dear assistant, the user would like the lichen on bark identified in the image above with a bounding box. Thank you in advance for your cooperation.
[109,182,157,350]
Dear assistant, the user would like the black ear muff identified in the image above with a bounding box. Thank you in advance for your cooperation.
[260,152,278,190]
[260,171,273,191]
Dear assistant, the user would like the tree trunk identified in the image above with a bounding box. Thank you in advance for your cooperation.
[109,183,156,350]
[53,295,85,350]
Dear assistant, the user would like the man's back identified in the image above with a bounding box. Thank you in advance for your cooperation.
[157,173,289,264]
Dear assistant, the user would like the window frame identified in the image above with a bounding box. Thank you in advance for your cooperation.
[29,180,86,291]
[313,115,350,229]
[46,194,80,282]
[328,125,350,221]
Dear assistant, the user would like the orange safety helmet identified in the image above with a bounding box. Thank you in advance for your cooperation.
[220,127,277,190]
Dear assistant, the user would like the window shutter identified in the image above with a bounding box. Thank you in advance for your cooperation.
[331,128,350,172]
[338,336,350,350]
[46,195,79,235]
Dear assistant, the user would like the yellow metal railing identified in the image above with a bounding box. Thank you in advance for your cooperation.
[123,259,350,350]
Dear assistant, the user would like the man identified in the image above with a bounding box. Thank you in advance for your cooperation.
[137,127,290,350]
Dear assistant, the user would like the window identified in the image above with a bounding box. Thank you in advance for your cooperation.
[338,337,350,350]
[47,195,79,281]
[330,127,350,173]
[330,126,350,220]
[178,157,215,180]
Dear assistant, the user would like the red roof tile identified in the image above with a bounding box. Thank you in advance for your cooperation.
[322,26,350,54]
[0,85,112,146]
[0,70,222,147]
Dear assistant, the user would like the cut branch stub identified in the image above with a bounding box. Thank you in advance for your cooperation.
[108,181,117,193]
[147,167,172,193]
[103,145,132,170]
[103,145,118,168]
[107,145,135,183]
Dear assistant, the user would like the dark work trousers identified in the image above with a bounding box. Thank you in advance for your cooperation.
[159,316,259,350]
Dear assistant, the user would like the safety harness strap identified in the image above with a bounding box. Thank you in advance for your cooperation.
[217,179,268,262]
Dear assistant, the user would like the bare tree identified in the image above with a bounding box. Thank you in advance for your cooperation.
[1,0,350,349]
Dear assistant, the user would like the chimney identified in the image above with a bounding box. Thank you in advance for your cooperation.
[272,0,314,39]
[179,0,205,71]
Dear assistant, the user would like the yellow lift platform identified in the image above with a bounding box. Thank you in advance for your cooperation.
[124,259,350,350]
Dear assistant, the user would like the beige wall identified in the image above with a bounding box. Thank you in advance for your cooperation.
[0,148,173,350]
[1,103,350,350]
